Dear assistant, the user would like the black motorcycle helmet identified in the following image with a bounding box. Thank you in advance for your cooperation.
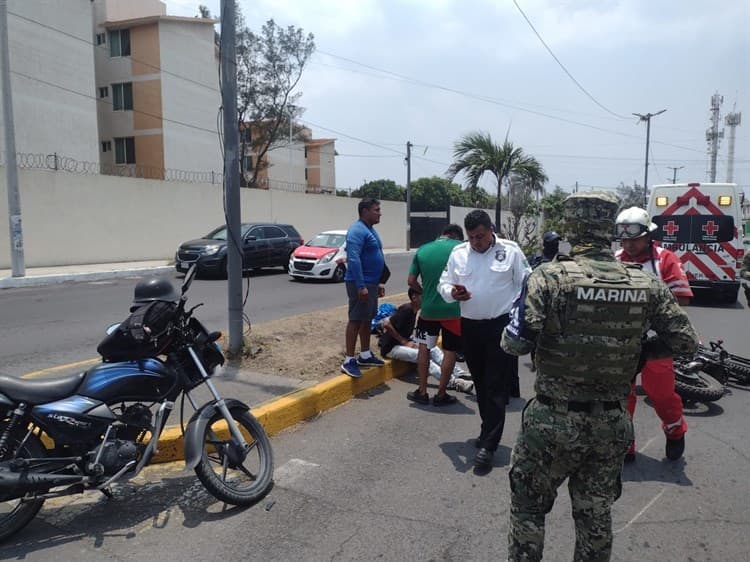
[542,230,562,244]
[131,277,180,310]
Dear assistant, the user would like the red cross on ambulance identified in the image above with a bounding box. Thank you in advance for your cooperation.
[663,220,679,236]
[702,221,719,236]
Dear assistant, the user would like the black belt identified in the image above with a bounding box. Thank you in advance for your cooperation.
[536,394,621,414]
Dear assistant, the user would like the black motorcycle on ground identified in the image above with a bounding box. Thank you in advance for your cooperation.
[673,340,750,403]
[0,265,273,541]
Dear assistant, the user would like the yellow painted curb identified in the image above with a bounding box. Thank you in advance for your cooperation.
[151,359,412,464]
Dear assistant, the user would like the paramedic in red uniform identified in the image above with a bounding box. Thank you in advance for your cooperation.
[615,207,693,462]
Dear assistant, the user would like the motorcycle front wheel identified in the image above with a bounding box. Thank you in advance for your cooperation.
[194,409,273,505]
[674,366,725,403]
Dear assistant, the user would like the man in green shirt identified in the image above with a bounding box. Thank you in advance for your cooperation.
[406,224,466,406]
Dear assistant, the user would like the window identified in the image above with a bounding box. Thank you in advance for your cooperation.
[112,82,133,111]
[242,155,253,172]
[240,128,251,143]
[96,33,106,45]
[304,147,308,158]
[109,29,130,57]
[262,226,285,239]
[304,168,308,180]
[98,86,108,98]
[114,137,135,164]
[101,141,112,153]
[246,227,264,240]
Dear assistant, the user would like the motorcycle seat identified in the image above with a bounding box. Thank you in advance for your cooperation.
[0,372,85,405]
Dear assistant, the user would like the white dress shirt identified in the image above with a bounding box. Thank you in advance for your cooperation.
[438,235,531,320]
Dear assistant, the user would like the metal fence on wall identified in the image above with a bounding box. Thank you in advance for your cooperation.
[1,152,337,194]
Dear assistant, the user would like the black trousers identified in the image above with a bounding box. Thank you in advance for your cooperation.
[462,315,514,451]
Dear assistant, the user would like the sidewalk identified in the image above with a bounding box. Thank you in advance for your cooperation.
[3,255,415,463]
[0,260,174,289]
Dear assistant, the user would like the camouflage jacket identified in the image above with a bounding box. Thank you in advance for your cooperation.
[501,248,698,401]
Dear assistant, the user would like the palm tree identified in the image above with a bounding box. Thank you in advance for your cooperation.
[447,131,547,235]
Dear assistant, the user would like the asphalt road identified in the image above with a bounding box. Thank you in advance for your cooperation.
[0,253,413,378]
[0,300,748,561]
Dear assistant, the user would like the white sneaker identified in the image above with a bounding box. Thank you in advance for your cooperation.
[455,368,472,380]
[451,378,474,394]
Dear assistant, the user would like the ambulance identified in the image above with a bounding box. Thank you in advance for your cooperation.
[647,182,745,303]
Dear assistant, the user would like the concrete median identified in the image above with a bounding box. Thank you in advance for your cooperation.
[152,359,412,463]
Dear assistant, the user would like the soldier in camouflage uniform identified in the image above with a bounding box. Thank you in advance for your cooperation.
[500,191,698,561]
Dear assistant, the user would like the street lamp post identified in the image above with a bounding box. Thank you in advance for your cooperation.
[633,109,666,207]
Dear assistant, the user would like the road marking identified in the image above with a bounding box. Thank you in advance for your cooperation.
[639,435,659,453]
[615,487,666,533]
[21,358,99,379]
[275,458,320,485]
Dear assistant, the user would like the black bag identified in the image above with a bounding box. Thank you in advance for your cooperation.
[97,301,177,362]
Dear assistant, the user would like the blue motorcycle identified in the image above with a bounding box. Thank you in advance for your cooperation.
[0,265,273,540]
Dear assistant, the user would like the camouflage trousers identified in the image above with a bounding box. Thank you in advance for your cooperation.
[507,398,633,561]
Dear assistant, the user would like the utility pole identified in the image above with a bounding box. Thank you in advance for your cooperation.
[405,141,412,251]
[288,106,293,189]
[725,108,741,183]
[633,109,666,207]
[706,92,724,182]
[667,166,684,184]
[1,0,24,276]
[220,0,243,354]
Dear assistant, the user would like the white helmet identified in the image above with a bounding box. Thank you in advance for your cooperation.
[615,207,657,239]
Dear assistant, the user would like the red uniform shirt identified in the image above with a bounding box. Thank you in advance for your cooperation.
[616,244,694,299]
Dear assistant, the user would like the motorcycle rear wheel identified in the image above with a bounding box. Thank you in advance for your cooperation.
[0,431,47,542]
[725,358,750,385]
[674,367,725,403]
[194,409,273,505]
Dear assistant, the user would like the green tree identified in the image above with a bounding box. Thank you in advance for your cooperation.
[352,179,405,201]
[616,182,645,210]
[538,185,570,236]
[505,166,548,244]
[447,131,547,237]
[409,176,454,211]
[235,18,315,188]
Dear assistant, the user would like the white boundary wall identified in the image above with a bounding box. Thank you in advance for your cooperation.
[0,169,415,268]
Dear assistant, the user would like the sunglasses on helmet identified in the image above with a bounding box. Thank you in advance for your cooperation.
[615,223,649,238]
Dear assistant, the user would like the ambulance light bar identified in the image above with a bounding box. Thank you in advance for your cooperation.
[718,195,732,206]
[655,196,669,207]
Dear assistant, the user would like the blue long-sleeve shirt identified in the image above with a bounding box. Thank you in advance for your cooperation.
[344,219,385,288]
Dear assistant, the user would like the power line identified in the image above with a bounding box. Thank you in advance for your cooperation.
[11,69,219,135]
[315,49,705,155]
[511,0,628,120]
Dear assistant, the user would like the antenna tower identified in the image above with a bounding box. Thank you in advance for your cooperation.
[706,92,724,182]
[725,106,742,183]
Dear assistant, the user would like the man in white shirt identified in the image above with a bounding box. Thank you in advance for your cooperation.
[439,210,531,472]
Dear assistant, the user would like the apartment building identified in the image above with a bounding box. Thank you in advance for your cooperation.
[244,124,337,194]
[92,0,221,178]
[1,0,99,162]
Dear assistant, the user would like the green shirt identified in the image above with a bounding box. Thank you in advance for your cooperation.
[409,237,461,320]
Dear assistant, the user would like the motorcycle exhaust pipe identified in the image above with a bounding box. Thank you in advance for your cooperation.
[0,469,84,497]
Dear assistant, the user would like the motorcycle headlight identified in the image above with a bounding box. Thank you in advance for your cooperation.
[202,246,221,256]
[319,251,336,264]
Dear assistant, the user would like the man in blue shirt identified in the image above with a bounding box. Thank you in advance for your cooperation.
[342,198,387,377]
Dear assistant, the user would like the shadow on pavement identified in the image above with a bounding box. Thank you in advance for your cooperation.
[621,455,693,486]
[438,441,511,474]
[0,470,260,558]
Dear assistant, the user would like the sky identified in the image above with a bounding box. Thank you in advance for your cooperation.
[166,0,749,198]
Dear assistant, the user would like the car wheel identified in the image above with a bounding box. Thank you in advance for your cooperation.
[332,264,346,283]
